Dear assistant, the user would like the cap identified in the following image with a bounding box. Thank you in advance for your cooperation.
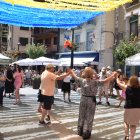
[107,66,111,70]
[46,64,55,69]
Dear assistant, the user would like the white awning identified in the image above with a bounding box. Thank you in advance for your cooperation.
[125,53,140,66]
[58,57,98,66]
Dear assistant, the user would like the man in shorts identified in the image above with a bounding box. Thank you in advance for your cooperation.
[39,64,70,125]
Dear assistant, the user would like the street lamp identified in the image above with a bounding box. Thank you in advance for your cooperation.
[17,42,20,51]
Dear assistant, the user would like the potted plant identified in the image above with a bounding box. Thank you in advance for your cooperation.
[32,75,41,89]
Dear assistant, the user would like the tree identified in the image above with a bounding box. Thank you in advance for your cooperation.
[26,44,46,59]
[114,35,140,65]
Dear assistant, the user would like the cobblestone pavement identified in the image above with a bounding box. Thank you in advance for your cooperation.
[0,87,140,140]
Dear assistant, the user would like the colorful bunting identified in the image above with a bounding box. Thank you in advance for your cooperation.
[4,0,132,12]
[0,0,132,28]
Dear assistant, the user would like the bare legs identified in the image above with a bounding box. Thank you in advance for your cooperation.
[14,89,21,104]
[124,122,129,138]
[124,122,136,140]
[63,92,71,102]
[40,108,50,124]
[130,125,136,140]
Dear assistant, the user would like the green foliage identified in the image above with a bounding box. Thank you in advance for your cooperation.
[67,42,79,51]
[114,35,140,65]
[26,44,46,59]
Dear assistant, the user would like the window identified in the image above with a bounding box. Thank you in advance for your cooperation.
[2,37,7,42]
[19,37,28,46]
[130,15,138,36]
[75,34,80,43]
[86,31,94,51]
[20,27,29,30]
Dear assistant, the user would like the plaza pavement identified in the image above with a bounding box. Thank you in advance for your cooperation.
[0,87,140,140]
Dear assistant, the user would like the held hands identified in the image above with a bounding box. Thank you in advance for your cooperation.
[112,71,118,79]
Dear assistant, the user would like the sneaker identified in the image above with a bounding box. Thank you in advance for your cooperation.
[97,101,102,105]
[107,102,110,106]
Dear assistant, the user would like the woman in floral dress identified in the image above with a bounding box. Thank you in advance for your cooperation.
[70,67,116,139]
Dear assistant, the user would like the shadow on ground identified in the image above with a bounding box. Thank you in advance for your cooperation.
[0,133,4,140]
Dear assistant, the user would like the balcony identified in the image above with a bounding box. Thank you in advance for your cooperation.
[126,0,140,11]
[46,45,57,53]
[32,28,58,37]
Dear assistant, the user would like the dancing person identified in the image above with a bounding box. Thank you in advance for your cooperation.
[0,67,6,107]
[39,64,70,125]
[106,66,114,96]
[4,68,14,98]
[70,67,116,139]
[114,69,122,99]
[61,67,72,102]
[13,65,23,105]
[117,77,128,107]
[97,67,110,105]
[116,75,140,140]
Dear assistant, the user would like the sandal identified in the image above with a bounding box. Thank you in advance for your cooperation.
[124,136,129,140]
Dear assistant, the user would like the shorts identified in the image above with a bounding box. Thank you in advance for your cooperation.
[62,82,71,93]
[37,89,44,102]
[42,95,54,110]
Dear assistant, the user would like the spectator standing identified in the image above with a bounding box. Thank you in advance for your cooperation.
[39,64,70,125]
[4,68,14,98]
[13,65,23,105]
[25,68,32,86]
[116,75,140,140]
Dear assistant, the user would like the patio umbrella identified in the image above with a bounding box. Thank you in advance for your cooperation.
[33,57,60,65]
[0,53,11,64]
[12,58,34,66]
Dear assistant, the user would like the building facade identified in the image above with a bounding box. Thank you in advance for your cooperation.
[7,26,32,60]
[59,12,115,69]
[0,24,8,53]
[31,28,59,57]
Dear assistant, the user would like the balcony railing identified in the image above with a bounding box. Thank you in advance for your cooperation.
[126,0,140,9]
[32,28,58,36]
